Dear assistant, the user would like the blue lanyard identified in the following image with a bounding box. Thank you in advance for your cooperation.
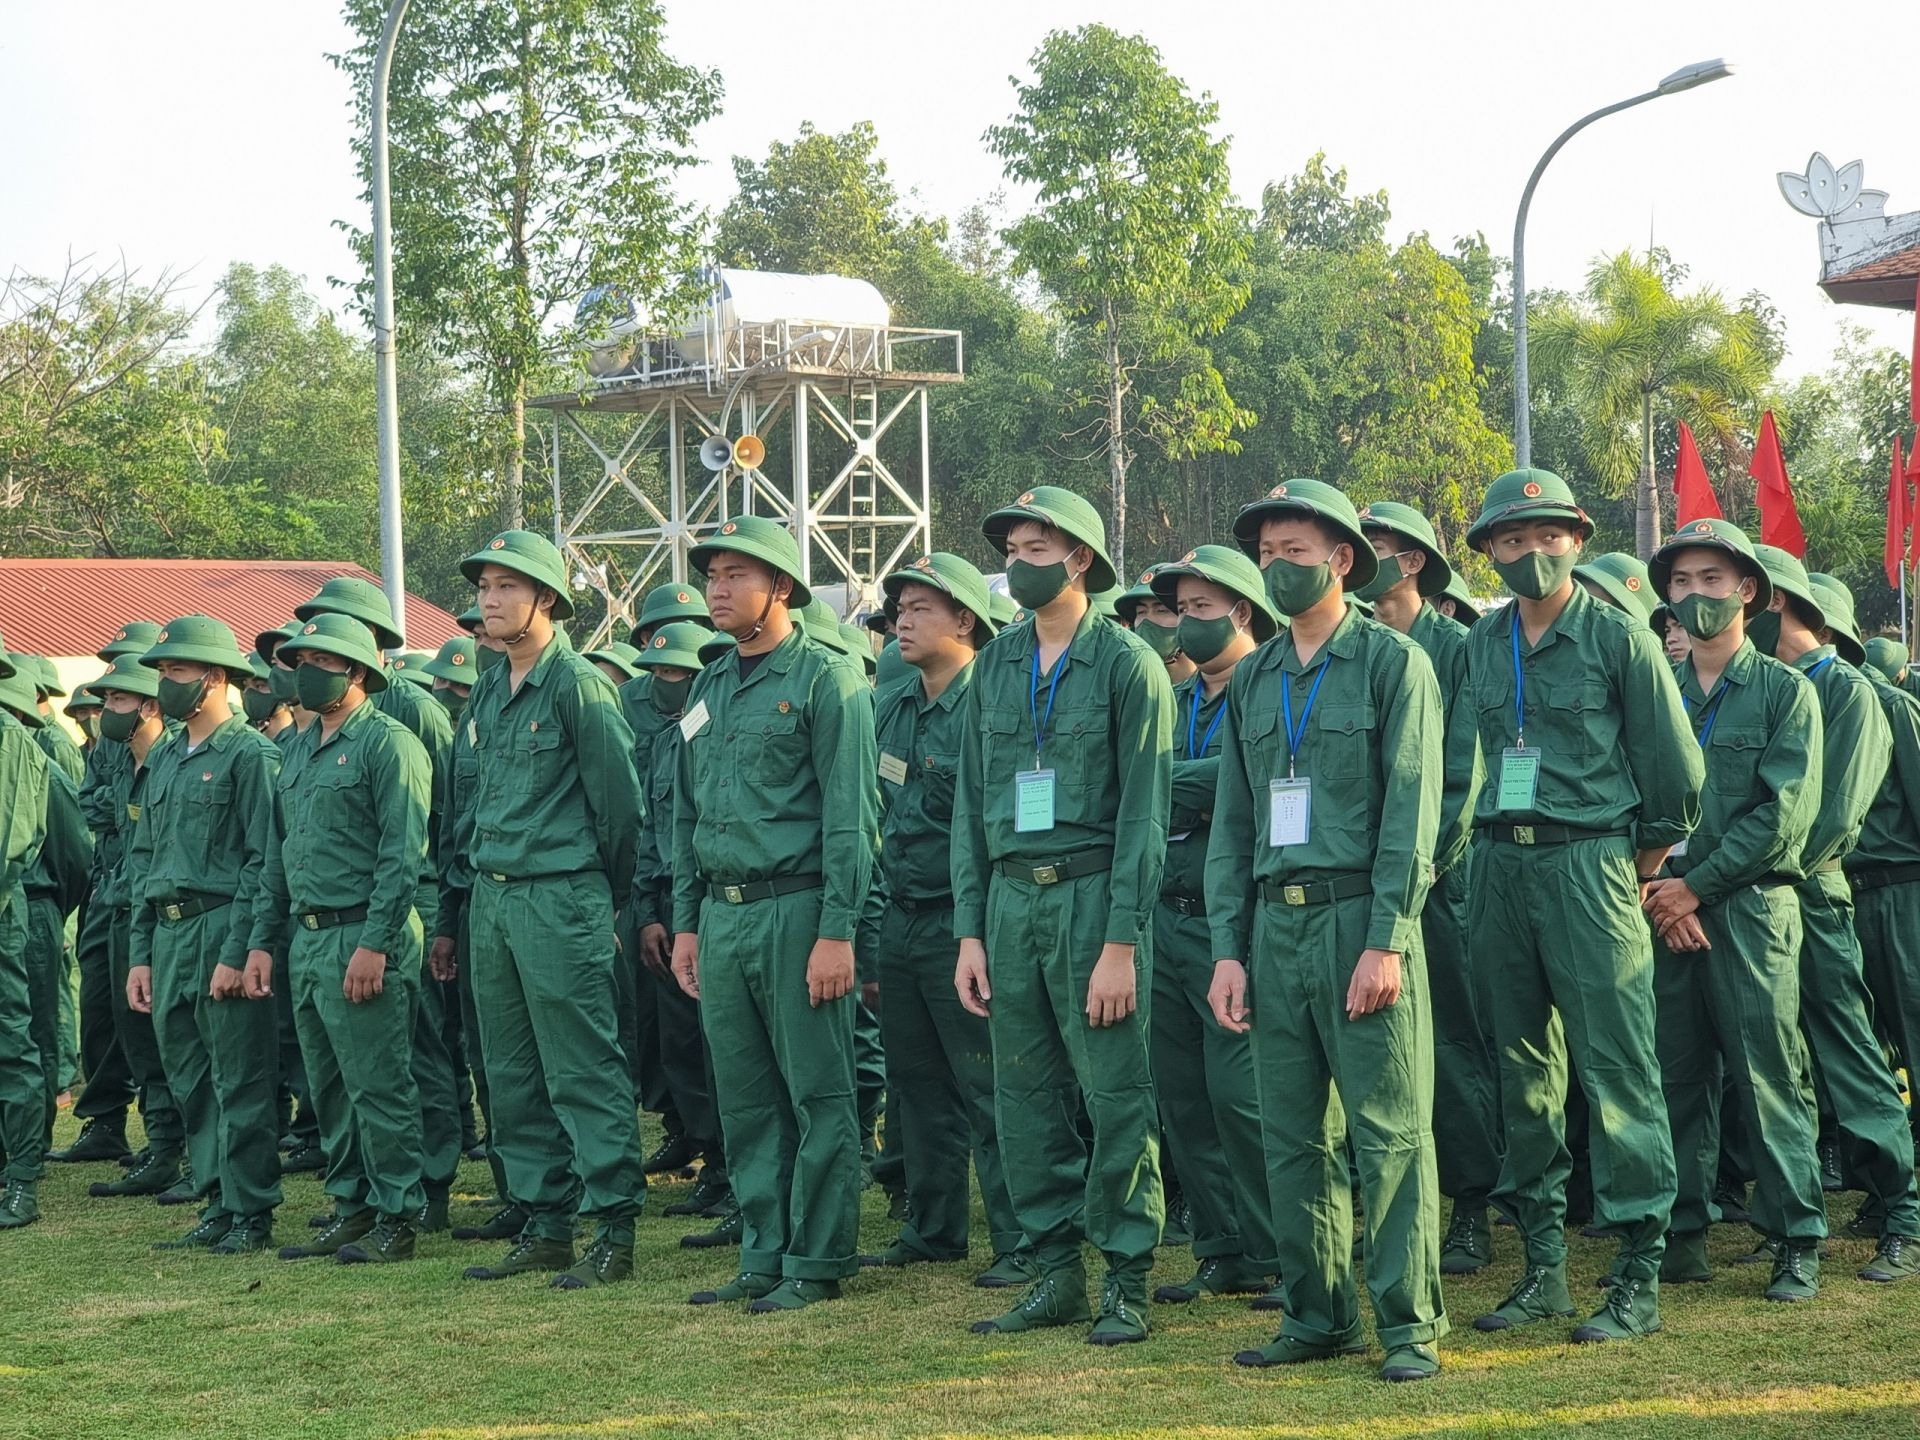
[1510,615,1528,745]
[1030,639,1072,765]
[1279,654,1331,778]
[1685,679,1730,748]
[1187,687,1226,760]
[1807,655,1835,680]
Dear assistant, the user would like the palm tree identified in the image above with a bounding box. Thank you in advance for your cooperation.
[1533,252,1772,556]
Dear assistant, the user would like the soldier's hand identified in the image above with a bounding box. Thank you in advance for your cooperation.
[672,933,701,1000]
[343,948,387,1004]
[1208,959,1250,1034]
[860,979,880,1012]
[1659,913,1712,952]
[128,965,154,1015]
[242,949,274,999]
[1346,948,1401,1020]
[955,939,991,1018]
[807,938,855,1007]
[640,923,672,977]
[209,963,247,1001]
[428,934,459,983]
[1086,943,1137,1028]
[1642,878,1700,930]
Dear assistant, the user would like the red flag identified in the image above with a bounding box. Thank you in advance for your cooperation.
[1908,435,1920,566]
[1673,420,1723,524]
[1750,411,1805,556]
[1890,435,1911,587]
[1910,276,1918,426]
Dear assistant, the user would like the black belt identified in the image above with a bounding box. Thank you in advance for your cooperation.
[708,874,824,906]
[1485,823,1628,847]
[890,893,953,914]
[1259,873,1372,907]
[297,905,368,932]
[1847,862,1920,893]
[1158,891,1205,917]
[994,848,1114,888]
[150,896,233,924]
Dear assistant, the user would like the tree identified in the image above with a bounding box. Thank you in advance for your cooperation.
[987,24,1252,575]
[1531,250,1773,557]
[332,0,721,530]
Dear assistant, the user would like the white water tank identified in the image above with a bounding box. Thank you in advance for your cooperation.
[677,268,890,364]
[575,285,651,377]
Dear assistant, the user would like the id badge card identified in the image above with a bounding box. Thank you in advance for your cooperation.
[1014,768,1057,833]
[1268,778,1311,848]
[1498,747,1541,811]
[878,752,909,786]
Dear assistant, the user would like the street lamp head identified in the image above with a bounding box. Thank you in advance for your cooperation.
[1657,59,1734,95]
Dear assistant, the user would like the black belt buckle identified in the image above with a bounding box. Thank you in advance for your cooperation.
[721,884,745,905]
[302,913,321,931]
[1511,825,1535,846]
[161,901,186,922]
[1032,864,1059,886]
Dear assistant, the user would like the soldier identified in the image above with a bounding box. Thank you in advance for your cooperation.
[1115,565,1197,688]
[1644,519,1826,1302]
[0,642,54,1230]
[671,516,877,1313]
[1433,575,1481,628]
[458,531,645,1289]
[422,635,477,723]
[1574,553,1660,625]
[953,486,1174,1345]
[241,656,293,739]
[24,658,85,783]
[253,615,433,1265]
[127,616,284,1254]
[1863,636,1910,688]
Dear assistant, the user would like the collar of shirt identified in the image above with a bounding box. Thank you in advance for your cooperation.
[1793,644,1838,674]
[915,657,976,714]
[500,632,570,702]
[1680,636,1760,704]
[1278,601,1365,674]
[721,626,806,691]
[188,714,250,755]
[310,697,378,754]
[996,601,1103,671]
[1502,580,1593,658]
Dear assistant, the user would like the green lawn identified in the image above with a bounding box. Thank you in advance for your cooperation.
[4,1111,1919,1440]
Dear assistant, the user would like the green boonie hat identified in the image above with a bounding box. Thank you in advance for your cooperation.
[875,638,910,689]
[0,632,12,681]
[582,641,646,681]
[795,597,840,634]
[1863,636,1909,682]
[1355,501,1455,598]
[688,515,811,608]
[1573,552,1659,624]
[99,620,163,661]
[1090,586,1126,621]
[882,552,999,639]
[460,530,576,621]
[631,583,711,643]
[296,575,404,649]
[87,654,161,700]
[255,620,302,664]
[390,652,437,691]
[839,624,878,675]
[1749,543,1825,632]
[29,656,65,698]
[980,485,1119,594]
[0,666,44,727]
[423,636,478,684]
[864,610,892,635]
[456,604,483,635]
[1437,574,1481,625]
[246,654,273,683]
[1149,544,1283,642]
[283,614,389,693]
[988,592,1018,629]
[1466,468,1594,549]
[640,621,719,673]
[64,689,102,717]
[1113,564,1173,626]
[141,615,252,674]
[696,631,740,667]
[1650,517,1773,616]
[1231,478,1380,591]
[1807,578,1865,666]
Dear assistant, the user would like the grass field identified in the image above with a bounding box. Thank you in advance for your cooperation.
[4,1111,1920,1440]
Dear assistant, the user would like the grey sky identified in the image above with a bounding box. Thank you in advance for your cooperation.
[4,0,1914,377]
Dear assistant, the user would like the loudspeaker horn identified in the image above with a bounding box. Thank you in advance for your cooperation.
[698,435,734,471]
[731,434,767,470]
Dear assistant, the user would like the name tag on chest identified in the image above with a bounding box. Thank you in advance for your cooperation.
[1498,747,1541,811]
[680,700,711,741]
[1014,768,1056,833]
[1269,778,1310,847]
[878,752,909,786]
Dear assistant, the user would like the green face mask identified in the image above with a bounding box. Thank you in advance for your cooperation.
[1352,551,1413,603]
[1176,613,1239,665]
[1674,590,1745,642]
[1264,556,1336,617]
[1005,559,1071,610]
[1744,607,1782,656]
[650,674,692,715]
[75,714,100,743]
[475,644,507,674]
[1133,621,1181,660]
[295,663,351,713]
[436,687,468,723]
[1492,549,1578,602]
[268,664,299,704]
[99,707,143,744]
[241,690,281,724]
[156,675,207,722]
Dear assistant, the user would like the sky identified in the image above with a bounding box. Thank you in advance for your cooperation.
[4,0,1916,379]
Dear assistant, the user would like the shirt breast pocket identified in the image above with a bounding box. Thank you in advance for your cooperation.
[1061,710,1111,791]
[1312,701,1376,781]
[1704,725,1765,792]
[516,727,565,790]
[1239,706,1282,775]
[919,750,959,819]
[744,710,805,777]
[981,706,1027,779]
[1544,680,1612,756]
[184,775,233,809]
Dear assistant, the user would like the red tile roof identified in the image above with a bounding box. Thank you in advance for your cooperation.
[1821,241,1920,309]
[0,558,464,659]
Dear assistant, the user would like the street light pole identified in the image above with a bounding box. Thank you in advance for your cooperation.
[1511,59,1734,468]
[372,0,412,641]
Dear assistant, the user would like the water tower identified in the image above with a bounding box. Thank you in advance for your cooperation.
[534,266,964,645]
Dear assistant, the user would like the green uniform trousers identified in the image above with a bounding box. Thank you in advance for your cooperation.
[878,899,1022,1259]
[1150,898,1275,1270]
[452,908,508,1198]
[1795,870,1918,1233]
[148,905,282,1220]
[1469,836,1675,1276]
[699,887,860,1281]
[0,896,48,1181]
[1655,882,1827,1241]
[290,920,428,1219]
[272,939,320,1147]
[468,873,643,1241]
[855,997,891,1179]
[409,881,461,1190]
[616,905,670,1117]
[1250,893,1447,1350]
[646,961,719,1154]
[106,911,181,1156]
[1854,878,1920,1154]
[72,898,134,1123]
[985,870,1162,1278]
[26,896,67,1152]
[1423,860,1503,1208]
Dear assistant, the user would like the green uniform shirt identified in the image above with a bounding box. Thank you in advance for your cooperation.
[630,710,682,934]
[375,666,451,878]
[127,716,281,973]
[78,737,130,886]
[0,713,50,906]
[1406,604,1483,874]
[259,699,432,956]
[952,606,1175,948]
[1671,641,1822,903]
[33,722,85,786]
[1468,585,1702,847]
[1901,669,1920,707]
[1206,606,1443,961]
[1163,673,1227,904]
[93,730,177,910]
[435,720,478,939]
[618,672,675,801]
[1850,674,1920,870]
[466,634,641,907]
[24,765,91,914]
[874,663,976,905]
[671,628,877,940]
[1793,647,1890,869]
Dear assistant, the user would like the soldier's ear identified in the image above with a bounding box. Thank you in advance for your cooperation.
[1329,542,1354,580]
[1403,548,1427,575]
[535,586,558,617]
[1231,599,1252,632]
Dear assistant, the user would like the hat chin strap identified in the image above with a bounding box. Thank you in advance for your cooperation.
[738,581,790,643]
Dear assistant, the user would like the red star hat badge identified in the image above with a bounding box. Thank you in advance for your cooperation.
[720,522,737,535]
[1522,481,1543,498]
[778,700,791,714]
[1626,576,1642,591]
[1692,521,1714,534]
[1268,484,1289,498]
[303,624,318,634]
[157,630,170,642]
[451,653,466,665]
[653,636,667,648]
[1017,492,1036,505]
[489,537,507,550]
[676,591,691,604]
[1182,550,1197,562]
